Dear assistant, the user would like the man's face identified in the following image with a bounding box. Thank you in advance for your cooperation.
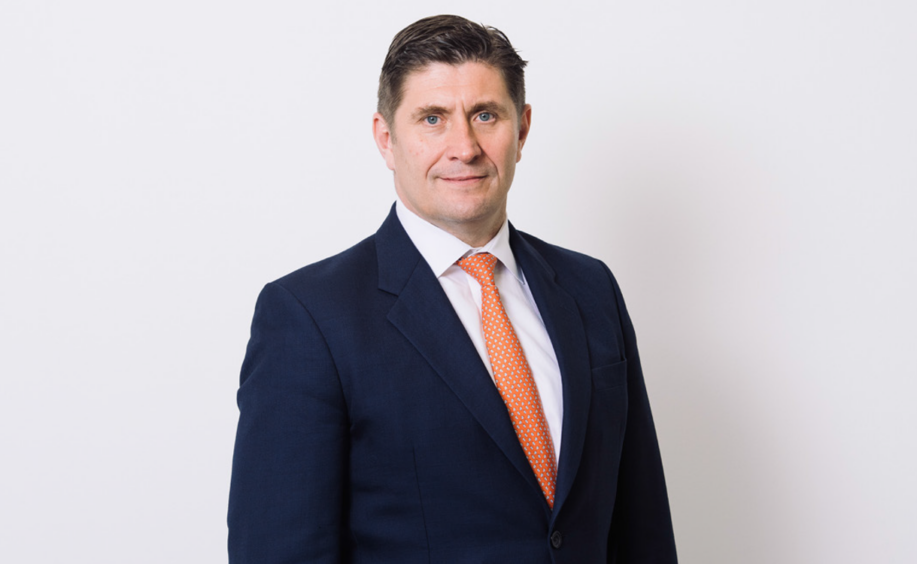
[373,62,531,245]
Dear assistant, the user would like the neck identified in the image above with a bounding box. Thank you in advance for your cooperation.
[440,216,504,247]
[395,196,507,248]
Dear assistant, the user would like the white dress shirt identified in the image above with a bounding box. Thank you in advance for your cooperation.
[396,200,564,463]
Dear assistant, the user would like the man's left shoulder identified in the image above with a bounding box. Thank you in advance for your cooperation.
[513,228,615,283]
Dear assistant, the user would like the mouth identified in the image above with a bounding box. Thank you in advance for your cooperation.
[439,175,488,184]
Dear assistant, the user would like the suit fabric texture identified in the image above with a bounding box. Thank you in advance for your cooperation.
[228,206,677,563]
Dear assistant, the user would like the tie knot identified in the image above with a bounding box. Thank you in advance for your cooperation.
[457,252,499,287]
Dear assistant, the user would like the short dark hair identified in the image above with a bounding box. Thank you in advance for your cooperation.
[377,15,528,126]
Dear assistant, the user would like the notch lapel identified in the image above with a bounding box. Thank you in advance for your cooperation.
[510,226,593,518]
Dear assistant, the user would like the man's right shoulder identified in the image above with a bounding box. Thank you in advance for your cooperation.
[263,233,380,310]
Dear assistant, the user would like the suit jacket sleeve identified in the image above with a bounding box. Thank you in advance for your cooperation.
[228,282,348,563]
[603,265,678,563]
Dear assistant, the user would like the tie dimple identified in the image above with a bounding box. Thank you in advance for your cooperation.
[457,252,557,508]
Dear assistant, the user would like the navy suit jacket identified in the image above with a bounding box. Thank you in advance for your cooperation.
[228,207,677,563]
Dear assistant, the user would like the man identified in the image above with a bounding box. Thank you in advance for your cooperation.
[228,14,677,563]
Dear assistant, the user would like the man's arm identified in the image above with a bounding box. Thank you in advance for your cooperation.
[604,265,678,563]
[228,282,348,563]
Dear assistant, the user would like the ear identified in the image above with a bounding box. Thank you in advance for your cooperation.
[372,112,396,171]
[515,104,532,163]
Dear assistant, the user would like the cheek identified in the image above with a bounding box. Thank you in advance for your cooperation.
[488,134,520,168]
[496,147,518,171]
[395,146,425,171]
[411,147,442,174]
[404,138,432,160]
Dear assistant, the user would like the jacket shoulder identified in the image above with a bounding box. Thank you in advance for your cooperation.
[267,234,379,309]
[515,230,611,279]
[513,228,630,320]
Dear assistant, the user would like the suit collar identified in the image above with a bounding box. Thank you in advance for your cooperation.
[376,205,545,503]
[394,199,523,284]
[375,204,424,296]
[509,226,593,519]
[376,205,592,517]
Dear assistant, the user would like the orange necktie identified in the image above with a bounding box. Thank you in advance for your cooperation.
[457,252,557,508]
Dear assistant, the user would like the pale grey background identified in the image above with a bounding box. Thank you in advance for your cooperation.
[1,1,915,562]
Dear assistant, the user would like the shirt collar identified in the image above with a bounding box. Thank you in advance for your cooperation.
[395,198,523,284]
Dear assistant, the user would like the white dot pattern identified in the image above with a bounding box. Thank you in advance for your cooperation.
[458,252,557,508]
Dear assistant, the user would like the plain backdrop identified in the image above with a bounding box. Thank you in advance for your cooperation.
[1,1,915,562]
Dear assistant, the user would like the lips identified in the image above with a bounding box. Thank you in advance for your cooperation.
[438,172,489,182]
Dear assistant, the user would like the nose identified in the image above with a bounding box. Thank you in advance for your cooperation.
[446,119,482,163]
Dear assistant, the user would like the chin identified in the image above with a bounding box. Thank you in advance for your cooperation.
[444,203,503,227]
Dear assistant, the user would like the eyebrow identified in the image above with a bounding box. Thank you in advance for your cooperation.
[470,101,507,116]
[410,101,510,122]
[410,105,450,121]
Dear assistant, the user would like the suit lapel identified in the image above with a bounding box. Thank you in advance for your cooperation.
[375,208,543,499]
[510,226,593,518]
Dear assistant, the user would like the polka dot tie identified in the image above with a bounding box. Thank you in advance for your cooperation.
[457,252,557,508]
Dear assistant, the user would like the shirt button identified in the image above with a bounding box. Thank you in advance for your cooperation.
[550,530,563,549]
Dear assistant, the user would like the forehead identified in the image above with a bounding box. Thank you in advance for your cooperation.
[397,62,512,112]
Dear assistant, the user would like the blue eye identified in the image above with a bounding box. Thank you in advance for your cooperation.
[479,112,493,122]
[425,116,440,125]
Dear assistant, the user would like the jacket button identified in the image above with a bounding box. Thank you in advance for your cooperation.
[550,530,563,549]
